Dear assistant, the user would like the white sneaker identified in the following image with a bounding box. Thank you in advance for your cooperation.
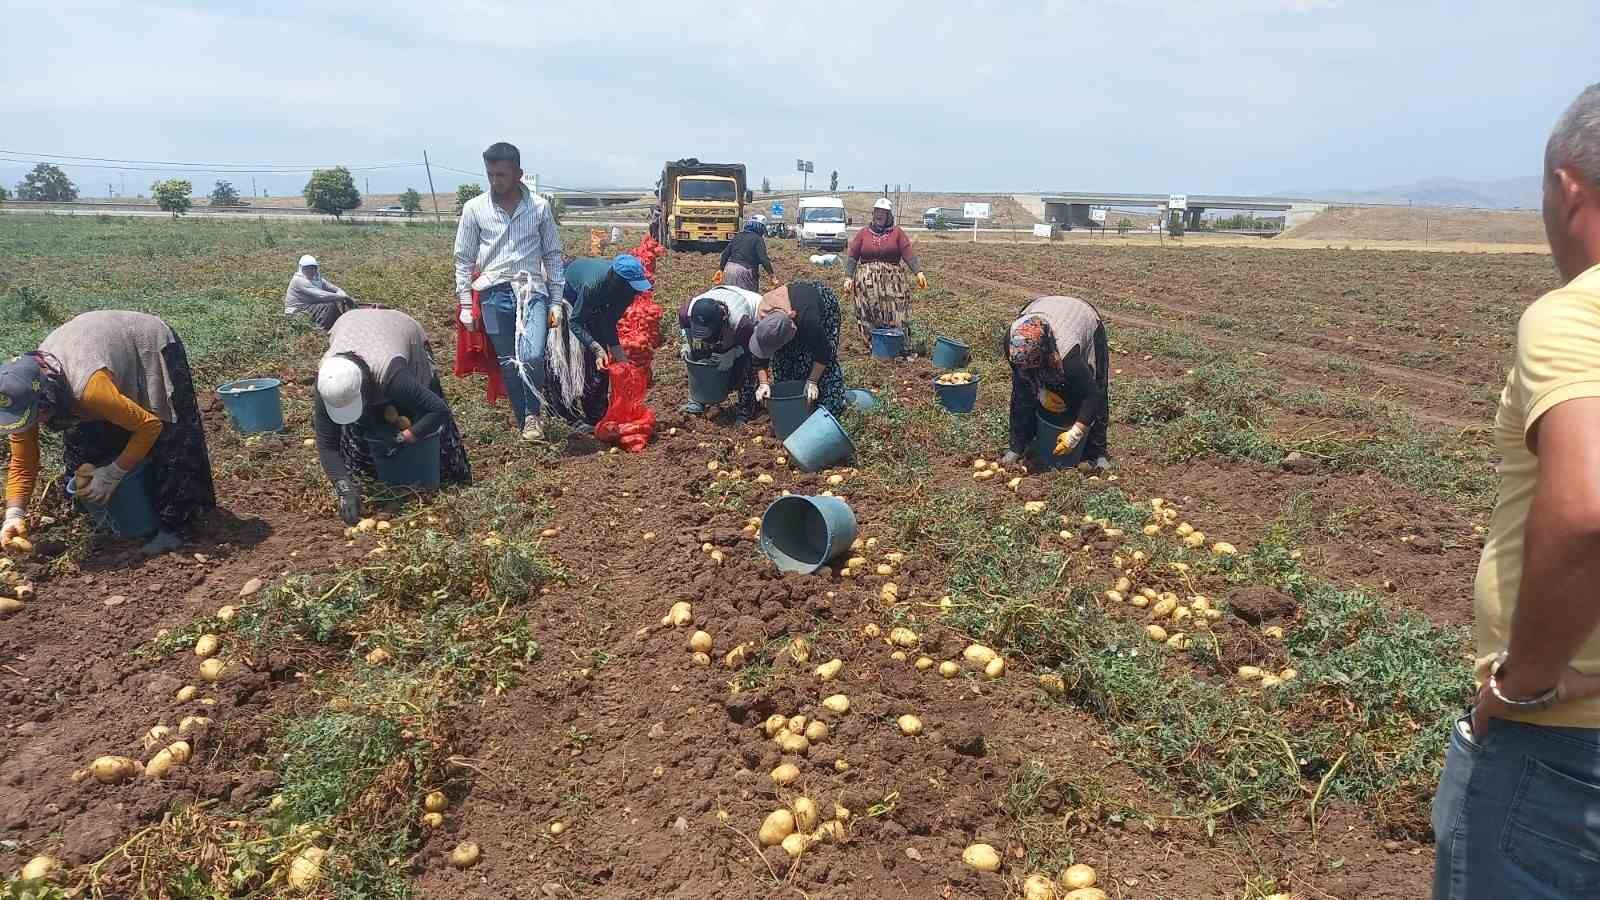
[521,416,544,442]
[1092,456,1113,471]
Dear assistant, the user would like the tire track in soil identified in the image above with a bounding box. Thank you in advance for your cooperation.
[940,270,1488,431]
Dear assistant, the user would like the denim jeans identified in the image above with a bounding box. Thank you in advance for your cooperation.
[1432,710,1600,898]
[480,283,549,424]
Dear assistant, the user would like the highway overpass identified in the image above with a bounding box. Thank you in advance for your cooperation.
[1040,193,1325,229]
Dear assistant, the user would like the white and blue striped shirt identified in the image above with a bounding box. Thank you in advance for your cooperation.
[452,185,565,306]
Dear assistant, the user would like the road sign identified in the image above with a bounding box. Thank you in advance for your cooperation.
[1089,207,1107,223]
[1168,194,1187,210]
[804,162,814,174]
[962,202,991,220]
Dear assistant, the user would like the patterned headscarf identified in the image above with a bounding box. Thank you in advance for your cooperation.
[32,351,79,432]
[1008,316,1055,372]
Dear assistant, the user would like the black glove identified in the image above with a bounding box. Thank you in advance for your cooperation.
[335,479,362,525]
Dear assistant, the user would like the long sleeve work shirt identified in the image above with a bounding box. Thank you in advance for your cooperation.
[453,185,565,307]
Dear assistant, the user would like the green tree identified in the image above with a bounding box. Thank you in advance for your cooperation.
[208,180,241,207]
[455,183,483,212]
[152,179,193,218]
[398,188,422,215]
[1117,218,1133,235]
[829,170,838,192]
[0,185,8,204]
[303,166,362,218]
[16,163,78,201]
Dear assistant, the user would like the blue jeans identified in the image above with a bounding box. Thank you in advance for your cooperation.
[1433,710,1600,898]
[480,283,549,424]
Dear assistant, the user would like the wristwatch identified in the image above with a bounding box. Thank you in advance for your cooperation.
[1487,651,1561,712]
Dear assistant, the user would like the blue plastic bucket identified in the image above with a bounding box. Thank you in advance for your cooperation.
[933,375,980,414]
[368,431,441,488]
[68,460,159,539]
[783,407,855,472]
[1032,412,1088,470]
[845,389,878,411]
[216,378,285,434]
[931,337,970,370]
[769,380,811,439]
[870,328,905,359]
[759,495,859,574]
[685,357,736,405]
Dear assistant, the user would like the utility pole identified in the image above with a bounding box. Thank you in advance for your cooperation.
[251,177,256,198]
[423,151,442,230]
[366,177,371,196]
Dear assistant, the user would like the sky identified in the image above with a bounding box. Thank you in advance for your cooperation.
[2,0,1596,200]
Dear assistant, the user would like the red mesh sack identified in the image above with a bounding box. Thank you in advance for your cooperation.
[594,361,655,453]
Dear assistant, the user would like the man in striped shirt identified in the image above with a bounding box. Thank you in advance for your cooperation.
[453,141,565,441]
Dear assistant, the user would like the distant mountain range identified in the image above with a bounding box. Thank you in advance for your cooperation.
[1278,175,1541,210]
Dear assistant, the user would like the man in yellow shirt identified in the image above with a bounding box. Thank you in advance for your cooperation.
[1432,82,1600,898]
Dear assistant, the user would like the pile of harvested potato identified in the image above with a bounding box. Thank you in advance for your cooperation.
[762,709,835,756]
[757,796,850,857]
[934,371,975,386]
[970,457,1007,481]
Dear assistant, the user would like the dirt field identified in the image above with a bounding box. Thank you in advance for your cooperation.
[1284,205,1546,245]
[0,215,1546,898]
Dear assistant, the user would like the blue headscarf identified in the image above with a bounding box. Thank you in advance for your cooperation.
[744,217,765,234]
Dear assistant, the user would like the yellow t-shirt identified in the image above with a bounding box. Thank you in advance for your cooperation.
[1475,261,1600,727]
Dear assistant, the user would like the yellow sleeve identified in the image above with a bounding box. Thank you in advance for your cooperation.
[1518,287,1600,439]
[6,428,40,509]
[75,370,163,469]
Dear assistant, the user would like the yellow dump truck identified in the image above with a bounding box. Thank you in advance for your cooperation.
[658,159,750,252]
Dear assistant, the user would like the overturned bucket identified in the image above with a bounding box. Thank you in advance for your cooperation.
[768,380,811,439]
[931,336,970,370]
[685,357,736,406]
[783,407,855,473]
[759,495,859,575]
[217,377,285,434]
[67,460,159,539]
[845,388,878,411]
[870,328,905,359]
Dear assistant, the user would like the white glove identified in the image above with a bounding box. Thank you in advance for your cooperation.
[81,462,130,505]
[1000,451,1023,467]
[805,381,820,404]
[458,306,475,330]
[1,509,26,545]
[593,345,609,368]
[754,382,771,403]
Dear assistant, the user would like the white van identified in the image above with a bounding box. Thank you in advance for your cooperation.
[796,197,848,251]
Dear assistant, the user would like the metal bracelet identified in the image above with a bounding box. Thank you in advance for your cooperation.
[1487,652,1560,709]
